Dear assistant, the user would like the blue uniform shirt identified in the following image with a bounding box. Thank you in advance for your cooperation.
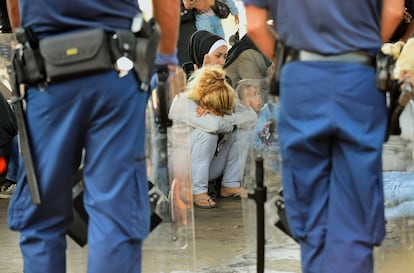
[243,0,382,54]
[19,0,140,37]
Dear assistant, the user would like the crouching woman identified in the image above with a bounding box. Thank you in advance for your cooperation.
[169,65,243,209]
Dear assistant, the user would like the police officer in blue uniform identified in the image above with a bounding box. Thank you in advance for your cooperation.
[242,1,404,273]
[6,0,180,272]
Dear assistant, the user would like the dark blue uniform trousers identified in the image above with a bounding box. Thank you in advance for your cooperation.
[8,71,151,273]
[278,61,387,273]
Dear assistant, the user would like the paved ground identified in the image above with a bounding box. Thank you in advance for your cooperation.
[141,194,302,273]
[0,192,302,273]
[2,189,414,273]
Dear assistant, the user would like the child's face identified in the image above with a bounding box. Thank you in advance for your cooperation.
[241,87,263,112]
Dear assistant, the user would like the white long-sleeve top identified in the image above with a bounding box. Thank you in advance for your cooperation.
[168,93,258,149]
[169,93,236,134]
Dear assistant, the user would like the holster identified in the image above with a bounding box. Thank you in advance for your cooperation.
[133,19,160,90]
[376,52,397,93]
[12,27,45,86]
[110,18,160,91]
[269,40,286,96]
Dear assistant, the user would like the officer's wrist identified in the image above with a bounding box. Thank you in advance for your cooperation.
[155,50,178,66]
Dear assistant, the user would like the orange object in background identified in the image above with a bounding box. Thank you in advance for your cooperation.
[0,157,6,174]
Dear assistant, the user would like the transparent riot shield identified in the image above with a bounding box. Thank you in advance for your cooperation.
[142,67,196,272]
[239,92,301,273]
[374,103,414,273]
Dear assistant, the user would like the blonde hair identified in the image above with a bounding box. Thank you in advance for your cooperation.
[185,66,235,114]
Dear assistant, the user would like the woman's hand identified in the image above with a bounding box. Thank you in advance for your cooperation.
[196,105,224,117]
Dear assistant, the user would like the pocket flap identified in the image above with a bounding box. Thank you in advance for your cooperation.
[40,29,107,66]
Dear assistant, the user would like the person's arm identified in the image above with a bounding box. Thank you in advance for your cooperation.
[382,0,405,42]
[169,94,235,133]
[224,0,239,24]
[234,102,258,129]
[244,4,276,60]
[224,0,239,15]
[6,0,19,31]
[236,50,268,79]
[152,0,180,56]
[190,112,235,133]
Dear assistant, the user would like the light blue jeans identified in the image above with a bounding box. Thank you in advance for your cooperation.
[190,129,240,194]
[195,13,225,39]
[6,135,18,183]
[384,171,414,220]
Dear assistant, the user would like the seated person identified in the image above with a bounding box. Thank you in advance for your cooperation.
[233,79,262,174]
[183,30,256,198]
[185,29,229,76]
[236,79,281,190]
[169,66,244,209]
[236,79,280,151]
[224,33,273,87]
[380,38,414,221]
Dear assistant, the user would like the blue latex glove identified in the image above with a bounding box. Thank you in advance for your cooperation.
[155,50,178,67]
[151,50,178,91]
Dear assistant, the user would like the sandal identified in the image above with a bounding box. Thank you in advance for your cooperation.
[193,193,217,209]
[220,186,242,199]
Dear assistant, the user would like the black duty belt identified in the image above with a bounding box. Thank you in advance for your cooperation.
[285,49,376,67]
[12,22,160,91]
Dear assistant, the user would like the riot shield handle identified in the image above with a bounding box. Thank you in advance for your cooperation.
[154,65,172,133]
[248,156,267,273]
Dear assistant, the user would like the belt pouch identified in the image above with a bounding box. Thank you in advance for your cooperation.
[39,29,112,83]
